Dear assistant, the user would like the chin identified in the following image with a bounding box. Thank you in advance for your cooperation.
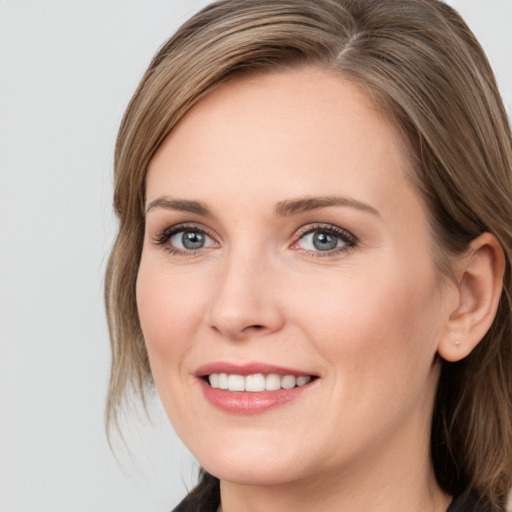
[189,434,311,486]
[202,459,303,486]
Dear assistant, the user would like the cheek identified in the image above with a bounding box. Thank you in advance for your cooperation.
[285,262,443,454]
[136,261,205,368]
[289,261,442,372]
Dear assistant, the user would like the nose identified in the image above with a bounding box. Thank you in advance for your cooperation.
[207,249,285,341]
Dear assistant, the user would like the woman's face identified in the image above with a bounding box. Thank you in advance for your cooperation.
[137,68,454,487]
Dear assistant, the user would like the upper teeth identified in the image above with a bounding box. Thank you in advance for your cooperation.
[208,373,311,392]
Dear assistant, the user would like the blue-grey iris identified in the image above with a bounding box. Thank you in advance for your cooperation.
[182,231,205,249]
[313,232,338,251]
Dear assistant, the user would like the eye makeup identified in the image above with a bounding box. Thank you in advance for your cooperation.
[151,220,358,259]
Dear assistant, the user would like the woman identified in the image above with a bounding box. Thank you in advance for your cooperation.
[105,0,512,511]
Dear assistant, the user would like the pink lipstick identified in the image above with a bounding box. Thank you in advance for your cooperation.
[196,362,318,414]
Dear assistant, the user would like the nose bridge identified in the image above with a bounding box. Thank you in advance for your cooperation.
[207,240,283,339]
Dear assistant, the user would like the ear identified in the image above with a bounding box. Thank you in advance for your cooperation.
[437,232,505,362]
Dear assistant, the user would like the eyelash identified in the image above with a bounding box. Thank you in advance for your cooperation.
[152,223,217,256]
[292,223,358,258]
[152,222,358,257]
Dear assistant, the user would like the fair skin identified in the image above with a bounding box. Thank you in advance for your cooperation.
[136,67,502,512]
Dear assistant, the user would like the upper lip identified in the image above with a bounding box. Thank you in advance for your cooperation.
[195,362,317,378]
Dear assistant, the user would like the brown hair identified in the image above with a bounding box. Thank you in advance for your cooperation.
[105,0,512,508]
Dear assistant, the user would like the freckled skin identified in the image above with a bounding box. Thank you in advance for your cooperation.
[137,68,454,512]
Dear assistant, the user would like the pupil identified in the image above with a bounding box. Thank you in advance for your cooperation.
[313,232,337,251]
[182,231,205,249]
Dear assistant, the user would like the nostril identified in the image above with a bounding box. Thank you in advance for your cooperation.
[244,324,264,331]
[209,322,267,339]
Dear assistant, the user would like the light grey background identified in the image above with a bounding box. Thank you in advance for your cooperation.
[0,1,511,511]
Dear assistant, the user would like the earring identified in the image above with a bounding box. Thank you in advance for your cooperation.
[455,339,462,346]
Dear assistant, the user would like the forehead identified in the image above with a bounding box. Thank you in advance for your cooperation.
[146,67,416,220]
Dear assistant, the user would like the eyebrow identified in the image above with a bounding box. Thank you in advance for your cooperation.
[274,196,380,217]
[145,195,380,218]
[145,197,212,216]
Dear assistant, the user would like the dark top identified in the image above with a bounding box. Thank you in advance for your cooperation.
[172,486,498,512]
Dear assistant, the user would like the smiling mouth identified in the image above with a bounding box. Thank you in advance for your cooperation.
[206,373,316,392]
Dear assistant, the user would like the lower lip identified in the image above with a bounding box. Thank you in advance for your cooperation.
[199,379,315,415]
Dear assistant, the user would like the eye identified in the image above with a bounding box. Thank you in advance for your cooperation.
[153,224,217,255]
[292,224,357,255]
[170,229,215,250]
